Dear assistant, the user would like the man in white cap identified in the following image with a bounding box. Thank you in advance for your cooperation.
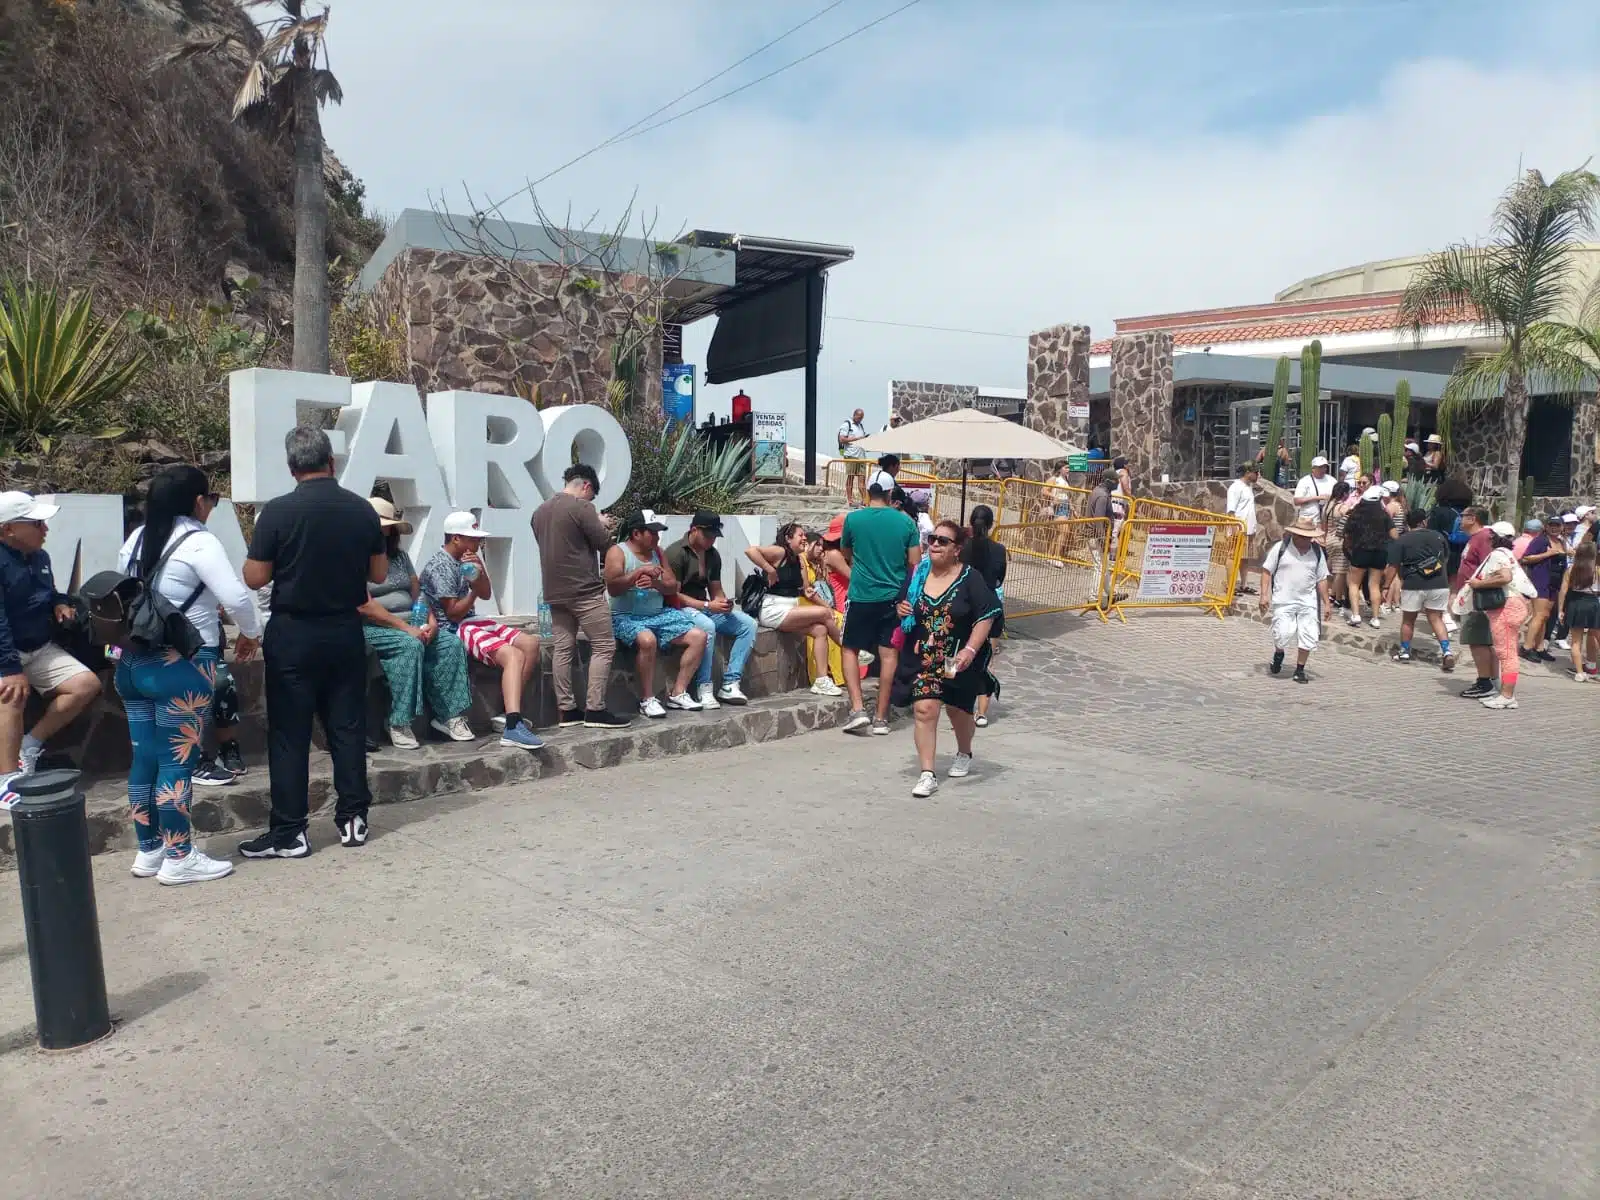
[0,491,102,792]
[1259,515,1333,684]
[1294,455,1335,522]
[1575,506,1597,547]
[418,511,544,750]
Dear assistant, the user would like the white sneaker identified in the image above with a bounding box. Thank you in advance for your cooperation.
[429,715,476,742]
[911,771,939,798]
[1369,618,1382,629]
[388,725,420,749]
[664,691,703,712]
[17,741,42,777]
[1345,613,1363,627]
[716,681,749,706]
[1480,694,1519,710]
[1380,603,1394,616]
[490,713,508,731]
[156,848,234,886]
[858,651,876,667]
[131,847,165,878]
[810,676,843,697]
[1555,637,1571,650]
[842,709,870,733]
[639,696,667,719]
[948,753,972,778]
[696,683,721,710]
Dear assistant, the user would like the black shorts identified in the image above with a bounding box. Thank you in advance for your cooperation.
[1349,547,1388,571]
[843,599,901,651]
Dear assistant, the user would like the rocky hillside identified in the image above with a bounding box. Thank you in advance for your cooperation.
[0,0,387,499]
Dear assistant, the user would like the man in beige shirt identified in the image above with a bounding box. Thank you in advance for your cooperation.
[531,463,629,728]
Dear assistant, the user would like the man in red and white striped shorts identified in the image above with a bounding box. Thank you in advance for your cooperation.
[417,512,544,750]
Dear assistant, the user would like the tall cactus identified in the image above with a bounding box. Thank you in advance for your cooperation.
[1389,380,1411,479]
[1265,355,1290,484]
[1298,340,1322,475]
[1377,413,1393,481]
[1358,429,1374,477]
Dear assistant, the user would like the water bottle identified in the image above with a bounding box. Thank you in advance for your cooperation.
[537,601,553,640]
[460,561,480,584]
[411,599,430,628]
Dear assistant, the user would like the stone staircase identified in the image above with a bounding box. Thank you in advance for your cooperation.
[743,481,847,530]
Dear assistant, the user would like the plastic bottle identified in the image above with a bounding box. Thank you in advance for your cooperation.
[537,601,553,641]
[411,599,430,628]
[460,561,480,583]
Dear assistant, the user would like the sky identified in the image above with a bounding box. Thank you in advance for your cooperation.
[320,0,1600,448]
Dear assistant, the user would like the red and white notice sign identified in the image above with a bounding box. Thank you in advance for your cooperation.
[1135,524,1215,601]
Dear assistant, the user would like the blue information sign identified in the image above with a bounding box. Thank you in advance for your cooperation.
[662,363,695,425]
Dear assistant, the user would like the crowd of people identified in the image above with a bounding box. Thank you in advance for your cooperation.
[0,427,1014,882]
[1255,459,1598,707]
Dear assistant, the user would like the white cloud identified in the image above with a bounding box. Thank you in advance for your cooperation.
[321,2,1599,452]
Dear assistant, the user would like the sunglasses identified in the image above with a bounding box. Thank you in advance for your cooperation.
[927,534,957,547]
[205,492,221,505]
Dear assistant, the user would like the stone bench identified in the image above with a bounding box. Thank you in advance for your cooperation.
[23,622,810,781]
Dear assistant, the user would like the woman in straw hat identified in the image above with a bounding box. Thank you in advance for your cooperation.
[359,497,475,749]
[1259,515,1334,684]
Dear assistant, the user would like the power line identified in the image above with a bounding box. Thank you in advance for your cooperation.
[486,0,853,212]
[608,0,926,148]
[828,315,1029,340]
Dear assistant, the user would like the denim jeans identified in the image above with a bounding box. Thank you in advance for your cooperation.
[686,607,758,689]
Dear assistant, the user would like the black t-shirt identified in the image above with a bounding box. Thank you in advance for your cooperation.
[1388,528,1450,589]
[247,476,385,616]
[769,554,805,598]
[664,537,721,602]
[962,537,1008,591]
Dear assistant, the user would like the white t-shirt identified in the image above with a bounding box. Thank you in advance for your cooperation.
[1294,472,1334,521]
[117,518,263,648]
[1225,479,1258,535]
[1263,538,1329,607]
[837,419,866,455]
[1338,455,1360,485]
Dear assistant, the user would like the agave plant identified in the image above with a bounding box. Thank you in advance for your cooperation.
[0,282,143,453]
[610,403,757,516]
[1398,477,1435,515]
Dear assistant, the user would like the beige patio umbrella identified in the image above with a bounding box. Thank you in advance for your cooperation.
[855,408,1082,520]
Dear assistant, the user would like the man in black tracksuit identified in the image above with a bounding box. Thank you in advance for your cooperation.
[239,427,386,857]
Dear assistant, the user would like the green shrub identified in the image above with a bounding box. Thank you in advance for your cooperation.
[608,403,756,518]
[0,281,143,453]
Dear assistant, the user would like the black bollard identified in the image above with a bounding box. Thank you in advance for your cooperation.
[10,768,112,1049]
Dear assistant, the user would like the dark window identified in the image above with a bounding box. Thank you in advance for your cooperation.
[1520,398,1573,493]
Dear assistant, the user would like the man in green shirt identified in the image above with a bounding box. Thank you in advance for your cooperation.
[840,482,920,734]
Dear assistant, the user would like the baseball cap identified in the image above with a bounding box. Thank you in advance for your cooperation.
[1361,486,1385,501]
[0,491,59,525]
[617,509,669,538]
[442,511,486,538]
[689,511,724,535]
[1310,456,1330,468]
[1489,521,1516,538]
[1360,426,1377,437]
[1577,505,1596,519]
[1561,513,1579,524]
[1523,518,1544,533]
[1404,441,1420,453]
[1381,480,1401,494]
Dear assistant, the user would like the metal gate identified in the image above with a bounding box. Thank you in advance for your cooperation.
[1231,394,1343,475]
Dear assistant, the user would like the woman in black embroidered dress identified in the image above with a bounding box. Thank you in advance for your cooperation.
[895,518,1001,798]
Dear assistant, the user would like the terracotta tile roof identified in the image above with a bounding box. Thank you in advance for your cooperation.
[1087,294,1480,355]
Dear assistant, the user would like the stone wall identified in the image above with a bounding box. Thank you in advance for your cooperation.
[889,380,978,425]
[1445,393,1598,506]
[1024,323,1091,480]
[373,248,663,411]
[1109,332,1175,488]
[1567,393,1597,498]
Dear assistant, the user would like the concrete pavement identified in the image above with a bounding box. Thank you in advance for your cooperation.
[0,617,1593,1198]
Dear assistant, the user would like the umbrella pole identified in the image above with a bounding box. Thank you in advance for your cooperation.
[961,462,968,525]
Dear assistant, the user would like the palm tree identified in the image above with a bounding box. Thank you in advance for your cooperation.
[1522,274,1600,390]
[163,2,342,376]
[1400,166,1600,510]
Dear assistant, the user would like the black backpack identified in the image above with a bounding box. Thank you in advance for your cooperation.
[80,529,207,659]
[737,572,767,619]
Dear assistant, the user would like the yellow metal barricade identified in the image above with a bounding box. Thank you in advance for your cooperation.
[991,517,1113,621]
[999,476,1097,524]
[1107,515,1246,621]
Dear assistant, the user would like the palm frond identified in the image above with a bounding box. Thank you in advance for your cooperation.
[152,33,241,69]
[1519,323,1600,396]
[1399,247,1499,338]
[1435,347,1516,456]
[231,58,278,116]
[311,67,344,106]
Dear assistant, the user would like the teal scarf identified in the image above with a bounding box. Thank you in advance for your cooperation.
[900,557,931,635]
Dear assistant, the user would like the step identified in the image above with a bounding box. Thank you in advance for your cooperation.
[0,690,851,865]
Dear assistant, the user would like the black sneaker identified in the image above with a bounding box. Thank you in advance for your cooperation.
[558,708,585,728]
[1517,648,1539,664]
[1459,680,1495,699]
[335,815,369,848]
[238,830,310,859]
[583,709,632,729]
[1536,649,1558,663]
[192,760,237,788]
[1292,667,1309,684]
[1392,648,1412,663]
[1269,650,1284,675]
[219,741,246,776]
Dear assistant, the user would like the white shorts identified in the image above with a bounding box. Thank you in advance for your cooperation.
[1271,604,1320,653]
[1400,587,1450,614]
[19,643,93,693]
[757,594,801,630]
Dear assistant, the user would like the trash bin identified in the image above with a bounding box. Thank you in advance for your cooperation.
[9,768,112,1049]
